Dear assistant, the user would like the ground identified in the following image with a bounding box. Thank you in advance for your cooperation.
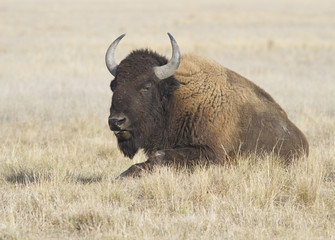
[0,0,335,239]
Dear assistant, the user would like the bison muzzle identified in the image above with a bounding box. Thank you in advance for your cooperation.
[105,33,309,178]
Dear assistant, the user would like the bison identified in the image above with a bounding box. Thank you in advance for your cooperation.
[106,33,309,178]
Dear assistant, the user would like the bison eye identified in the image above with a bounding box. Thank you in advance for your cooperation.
[140,82,152,92]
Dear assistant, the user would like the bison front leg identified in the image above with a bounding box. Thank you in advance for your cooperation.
[115,151,164,179]
[115,161,154,179]
[116,147,215,179]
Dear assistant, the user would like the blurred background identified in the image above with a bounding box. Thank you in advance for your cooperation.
[1,0,334,126]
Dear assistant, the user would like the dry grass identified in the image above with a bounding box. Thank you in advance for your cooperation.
[1,0,335,239]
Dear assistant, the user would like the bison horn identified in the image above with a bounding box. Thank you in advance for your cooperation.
[105,34,125,76]
[154,33,181,80]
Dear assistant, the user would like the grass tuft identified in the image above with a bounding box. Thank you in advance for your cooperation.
[2,165,52,185]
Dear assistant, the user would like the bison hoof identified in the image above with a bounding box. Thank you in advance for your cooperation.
[116,163,145,179]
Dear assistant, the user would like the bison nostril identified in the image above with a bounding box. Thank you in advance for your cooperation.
[117,118,126,126]
[109,117,127,129]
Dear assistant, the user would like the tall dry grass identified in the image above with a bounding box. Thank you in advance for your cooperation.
[1,0,335,239]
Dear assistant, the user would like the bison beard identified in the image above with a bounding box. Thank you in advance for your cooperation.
[117,125,158,159]
[117,102,167,159]
[117,137,139,159]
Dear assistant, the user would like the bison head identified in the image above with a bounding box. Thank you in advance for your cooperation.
[106,33,181,158]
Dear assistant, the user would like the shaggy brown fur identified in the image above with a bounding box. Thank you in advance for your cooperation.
[109,51,309,178]
[172,54,308,161]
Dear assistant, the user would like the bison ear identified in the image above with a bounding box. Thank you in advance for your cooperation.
[159,78,180,97]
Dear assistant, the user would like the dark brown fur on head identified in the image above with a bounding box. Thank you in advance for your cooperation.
[110,49,179,158]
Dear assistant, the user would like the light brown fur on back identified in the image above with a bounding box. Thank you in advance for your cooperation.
[171,54,308,161]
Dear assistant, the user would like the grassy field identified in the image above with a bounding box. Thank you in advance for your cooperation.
[1,0,335,239]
